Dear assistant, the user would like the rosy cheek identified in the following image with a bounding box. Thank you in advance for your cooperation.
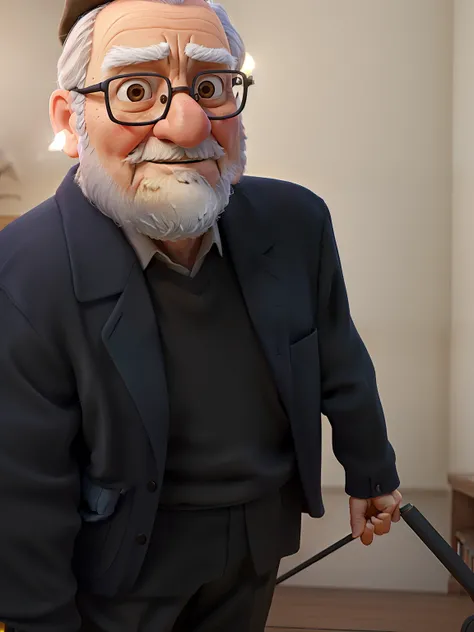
[85,109,149,158]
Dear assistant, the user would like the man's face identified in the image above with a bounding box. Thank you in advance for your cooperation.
[82,0,243,196]
[61,0,247,242]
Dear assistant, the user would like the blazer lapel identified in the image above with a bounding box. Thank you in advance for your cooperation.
[101,265,169,469]
[57,166,168,469]
[220,185,293,416]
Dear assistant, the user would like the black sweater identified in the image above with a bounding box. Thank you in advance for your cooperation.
[145,246,295,509]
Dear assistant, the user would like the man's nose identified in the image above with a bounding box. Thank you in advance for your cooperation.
[152,92,212,148]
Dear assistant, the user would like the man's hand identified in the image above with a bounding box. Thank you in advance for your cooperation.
[350,489,403,546]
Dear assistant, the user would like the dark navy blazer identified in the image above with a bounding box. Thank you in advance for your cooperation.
[0,165,399,630]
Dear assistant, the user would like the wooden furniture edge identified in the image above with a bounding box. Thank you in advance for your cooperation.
[449,474,474,499]
[447,473,474,596]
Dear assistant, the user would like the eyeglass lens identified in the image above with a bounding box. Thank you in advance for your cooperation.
[107,72,245,124]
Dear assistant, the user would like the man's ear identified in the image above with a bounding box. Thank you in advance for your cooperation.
[49,89,80,159]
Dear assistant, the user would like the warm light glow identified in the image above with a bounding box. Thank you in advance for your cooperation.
[48,131,67,152]
[241,53,256,77]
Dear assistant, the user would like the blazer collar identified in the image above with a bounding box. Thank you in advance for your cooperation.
[56,165,141,303]
[220,180,275,263]
[55,165,274,302]
[121,221,223,271]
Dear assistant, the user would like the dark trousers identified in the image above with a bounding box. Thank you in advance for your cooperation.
[77,477,303,632]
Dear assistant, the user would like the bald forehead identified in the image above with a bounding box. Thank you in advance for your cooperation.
[92,1,229,54]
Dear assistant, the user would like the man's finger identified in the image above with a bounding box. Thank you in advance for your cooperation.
[392,490,403,522]
[375,492,402,517]
[374,513,391,534]
[350,498,369,538]
[386,491,402,522]
[371,513,391,535]
[361,520,375,546]
[351,517,366,538]
[370,516,386,536]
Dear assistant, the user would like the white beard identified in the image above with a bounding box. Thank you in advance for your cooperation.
[75,140,237,242]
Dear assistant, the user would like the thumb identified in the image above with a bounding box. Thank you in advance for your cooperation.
[350,498,369,538]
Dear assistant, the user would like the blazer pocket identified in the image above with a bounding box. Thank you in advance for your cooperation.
[290,329,319,365]
[74,477,134,580]
[80,476,128,523]
[289,329,321,414]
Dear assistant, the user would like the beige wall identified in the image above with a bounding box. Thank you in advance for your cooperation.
[450,0,474,474]
[0,0,72,212]
[221,0,454,592]
[223,0,454,492]
[0,158,22,216]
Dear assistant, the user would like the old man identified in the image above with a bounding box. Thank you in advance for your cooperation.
[0,1,401,630]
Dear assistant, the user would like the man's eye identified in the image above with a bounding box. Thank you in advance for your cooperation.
[117,80,153,102]
[196,76,224,100]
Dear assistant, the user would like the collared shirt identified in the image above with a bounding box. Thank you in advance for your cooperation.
[122,223,223,277]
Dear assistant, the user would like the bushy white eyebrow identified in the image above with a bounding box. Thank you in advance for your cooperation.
[101,43,171,73]
[185,43,237,70]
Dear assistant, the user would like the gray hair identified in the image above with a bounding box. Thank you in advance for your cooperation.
[57,0,247,158]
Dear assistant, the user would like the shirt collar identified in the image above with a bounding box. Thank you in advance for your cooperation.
[122,222,223,272]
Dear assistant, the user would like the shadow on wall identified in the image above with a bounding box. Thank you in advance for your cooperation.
[0,151,22,216]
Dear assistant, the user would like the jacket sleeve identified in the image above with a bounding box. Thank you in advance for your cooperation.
[315,204,400,499]
[0,288,82,632]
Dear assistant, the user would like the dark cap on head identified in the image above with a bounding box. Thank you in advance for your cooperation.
[59,0,111,44]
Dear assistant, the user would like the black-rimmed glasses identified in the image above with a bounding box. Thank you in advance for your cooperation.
[71,70,254,126]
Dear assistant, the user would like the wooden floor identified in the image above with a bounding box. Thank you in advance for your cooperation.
[266,586,474,632]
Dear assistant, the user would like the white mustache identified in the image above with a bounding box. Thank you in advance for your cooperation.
[125,137,226,165]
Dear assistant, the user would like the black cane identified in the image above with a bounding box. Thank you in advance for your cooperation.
[400,504,474,632]
[276,532,355,585]
[276,503,474,631]
[400,504,474,600]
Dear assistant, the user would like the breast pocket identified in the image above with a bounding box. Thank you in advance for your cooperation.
[290,329,321,419]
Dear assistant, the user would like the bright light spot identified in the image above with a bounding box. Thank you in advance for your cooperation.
[242,53,256,77]
[48,131,67,152]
